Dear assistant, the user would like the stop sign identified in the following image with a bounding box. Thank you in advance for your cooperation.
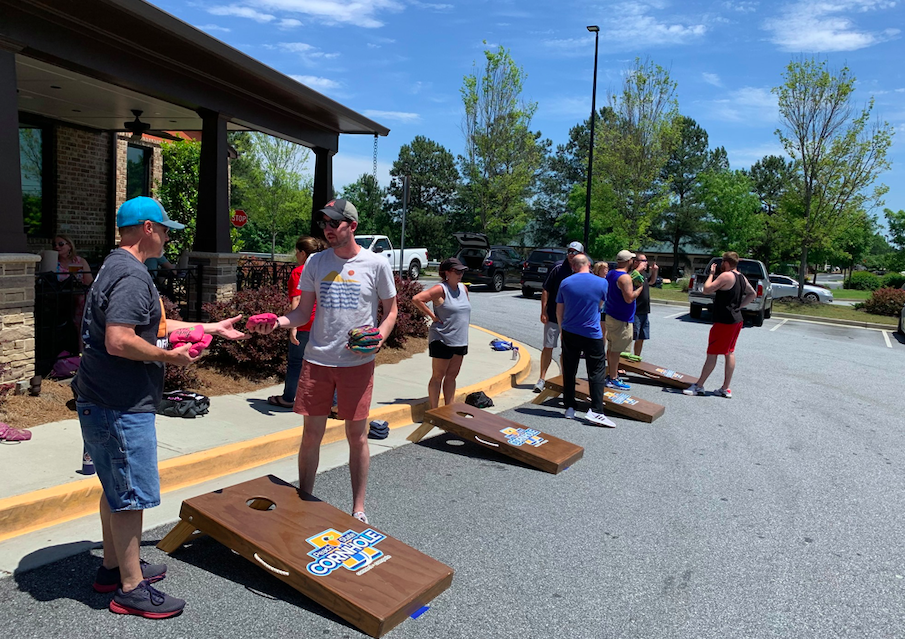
[231,209,247,227]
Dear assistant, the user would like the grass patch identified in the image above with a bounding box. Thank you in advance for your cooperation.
[830,289,872,301]
[650,288,689,302]
[772,300,896,325]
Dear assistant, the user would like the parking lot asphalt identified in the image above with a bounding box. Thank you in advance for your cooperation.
[2,284,904,638]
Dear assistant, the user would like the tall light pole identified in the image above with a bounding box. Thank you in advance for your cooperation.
[584,25,600,251]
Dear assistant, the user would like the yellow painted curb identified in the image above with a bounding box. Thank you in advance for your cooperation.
[0,325,531,543]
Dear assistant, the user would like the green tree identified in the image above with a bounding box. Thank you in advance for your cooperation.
[387,136,462,258]
[885,208,905,270]
[746,154,797,269]
[699,169,763,255]
[460,44,542,244]
[158,138,201,260]
[594,57,680,248]
[656,116,719,279]
[773,56,894,297]
[340,173,394,237]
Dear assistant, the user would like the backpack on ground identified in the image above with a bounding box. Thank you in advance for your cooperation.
[489,339,514,351]
[158,391,210,418]
[464,391,494,409]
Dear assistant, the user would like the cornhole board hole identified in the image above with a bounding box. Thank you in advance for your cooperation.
[157,475,453,638]
[407,403,583,474]
[618,357,698,389]
[532,375,665,423]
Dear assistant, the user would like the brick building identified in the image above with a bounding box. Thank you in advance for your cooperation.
[0,0,389,385]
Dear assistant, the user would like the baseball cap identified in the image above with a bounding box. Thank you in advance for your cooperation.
[616,249,636,262]
[440,257,468,272]
[320,198,359,223]
[567,241,584,253]
[116,197,185,230]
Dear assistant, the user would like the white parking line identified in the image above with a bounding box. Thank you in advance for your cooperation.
[664,311,686,319]
[770,318,789,332]
[883,331,892,348]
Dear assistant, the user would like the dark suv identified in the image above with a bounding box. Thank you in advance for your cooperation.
[520,247,567,298]
[454,233,523,292]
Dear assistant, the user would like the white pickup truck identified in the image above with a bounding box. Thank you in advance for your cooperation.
[355,235,429,280]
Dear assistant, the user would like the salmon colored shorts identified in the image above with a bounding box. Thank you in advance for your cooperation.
[707,321,743,355]
[294,360,375,421]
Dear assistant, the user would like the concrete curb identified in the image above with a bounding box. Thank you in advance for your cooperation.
[0,325,531,543]
[649,298,896,331]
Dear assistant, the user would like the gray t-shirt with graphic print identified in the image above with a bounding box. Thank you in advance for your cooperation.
[72,248,166,413]
[298,247,397,367]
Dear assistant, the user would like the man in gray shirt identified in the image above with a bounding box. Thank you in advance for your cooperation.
[74,197,245,619]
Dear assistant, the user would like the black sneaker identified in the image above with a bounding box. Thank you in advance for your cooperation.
[109,580,185,619]
[94,559,167,593]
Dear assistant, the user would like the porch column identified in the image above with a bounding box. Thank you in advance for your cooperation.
[194,109,231,253]
[310,146,334,238]
[0,48,26,254]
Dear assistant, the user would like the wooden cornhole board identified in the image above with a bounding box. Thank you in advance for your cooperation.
[407,402,583,474]
[157,475,453,637]
[618,356,698,389]
[532,375,665,423]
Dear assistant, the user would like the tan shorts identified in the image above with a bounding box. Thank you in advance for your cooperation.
[294,360,375,421]
[605,315,633,353]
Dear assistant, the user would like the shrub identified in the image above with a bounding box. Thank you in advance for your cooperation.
[881,272,905,289]
[379,276,429,349]
[861,287,905,317]
[203,284,290,379]
[844,271,882,291]
[676,277,690,293]
[161,296,201,391]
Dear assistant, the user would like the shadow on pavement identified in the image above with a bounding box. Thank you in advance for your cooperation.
[162,534,357,632]
[245,397,291,416]
[413,433,534,472]
[893,331,905,345]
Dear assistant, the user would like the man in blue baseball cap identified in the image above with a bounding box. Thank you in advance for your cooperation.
[73,196,244,619]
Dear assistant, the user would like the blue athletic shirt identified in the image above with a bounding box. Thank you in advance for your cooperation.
[605,270,636,322]
[556,272,608,339]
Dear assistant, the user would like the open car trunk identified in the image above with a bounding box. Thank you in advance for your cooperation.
[453,233,490,270]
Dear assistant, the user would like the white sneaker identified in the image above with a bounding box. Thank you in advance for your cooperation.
[682,383,705,396]
[585,409,616,428]
[352,511,369,524]
[533,379,545,393]
[564,407,575,419]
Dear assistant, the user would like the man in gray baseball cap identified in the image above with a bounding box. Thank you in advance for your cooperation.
[319,198,359,223]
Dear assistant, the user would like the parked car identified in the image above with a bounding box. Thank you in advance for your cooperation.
[454,233,523,291]
[769,274,834,303]
[520,247,567,298]
[355,235,429,280]
[688,257,774,327]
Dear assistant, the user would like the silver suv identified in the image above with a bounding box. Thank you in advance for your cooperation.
[688,257,773,327]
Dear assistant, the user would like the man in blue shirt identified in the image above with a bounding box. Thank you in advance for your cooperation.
[556,253,615,427]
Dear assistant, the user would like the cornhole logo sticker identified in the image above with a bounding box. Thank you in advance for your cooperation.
[305,528,389,576]
[500,427,547,447]
[604,391,639,406]
[655,368,683,379]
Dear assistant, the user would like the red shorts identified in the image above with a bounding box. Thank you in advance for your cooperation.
[294,360,375,421]
[707,321,743,355]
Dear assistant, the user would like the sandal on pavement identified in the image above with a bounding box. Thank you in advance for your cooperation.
[0,422,32,442]
[267,395,293,409]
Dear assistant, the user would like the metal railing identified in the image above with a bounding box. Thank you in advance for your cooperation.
[148,265,204,321]
[236,260,295,292]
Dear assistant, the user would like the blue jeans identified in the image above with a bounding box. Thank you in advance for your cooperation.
[282,331,310,403]
[77,400,160,511]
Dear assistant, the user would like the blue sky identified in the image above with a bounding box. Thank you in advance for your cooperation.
[156,0,904,220]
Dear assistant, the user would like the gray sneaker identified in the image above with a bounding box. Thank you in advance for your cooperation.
[584,409,616,428]
[110,580,185,619]
[533,379,545,393]
[682,383,705,396]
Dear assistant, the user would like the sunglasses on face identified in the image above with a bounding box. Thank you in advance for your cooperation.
[317,219,346,230]
[54,241,68,248]
[567,250,579,255]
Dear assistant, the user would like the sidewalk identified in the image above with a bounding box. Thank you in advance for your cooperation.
[0,325,532,566]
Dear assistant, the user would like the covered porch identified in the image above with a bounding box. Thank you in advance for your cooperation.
[0,0,389,384]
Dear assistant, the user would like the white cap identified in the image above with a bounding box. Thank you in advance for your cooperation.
[567,241,584,252]
[616,249,636,262]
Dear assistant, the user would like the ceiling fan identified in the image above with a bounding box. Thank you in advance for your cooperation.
[122,109,182,141]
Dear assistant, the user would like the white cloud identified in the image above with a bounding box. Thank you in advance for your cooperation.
[723,1,759,12]
[289,75,341,91]
[764,0,900,52]
[197,24,232,33]
[543,2,706,54]
[207,5,275,22]
[278,18,302,28]
[706,86,778,124]
[362,110,421,123]
[702,72,722,87]
[247,0,404,28]
[273,42,341,65]
[410,1,454,10]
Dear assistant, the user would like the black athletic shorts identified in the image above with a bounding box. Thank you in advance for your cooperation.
[429,340,468,359]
